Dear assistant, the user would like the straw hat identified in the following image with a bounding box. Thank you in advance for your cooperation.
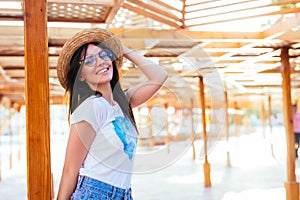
[57,28,123,89]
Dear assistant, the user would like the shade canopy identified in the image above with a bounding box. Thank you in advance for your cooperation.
[0,0,300,108]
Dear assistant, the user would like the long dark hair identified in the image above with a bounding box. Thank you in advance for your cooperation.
[65,42,137,130]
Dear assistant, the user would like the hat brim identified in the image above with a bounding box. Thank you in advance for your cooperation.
[57,28,123,89]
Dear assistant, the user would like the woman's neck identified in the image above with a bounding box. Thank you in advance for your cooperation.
[96,83,114,105]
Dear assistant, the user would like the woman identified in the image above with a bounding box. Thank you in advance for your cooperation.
[293,104,300,158]
[56,28,168,200]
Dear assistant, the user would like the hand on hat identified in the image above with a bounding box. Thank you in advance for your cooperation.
[123,46,133,56]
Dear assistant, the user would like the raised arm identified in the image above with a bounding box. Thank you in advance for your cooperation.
[123,46,168,108]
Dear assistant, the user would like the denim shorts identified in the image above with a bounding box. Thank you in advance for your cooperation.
[71,176,133,200]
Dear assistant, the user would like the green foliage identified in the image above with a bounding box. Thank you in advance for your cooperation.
[272,0,297,9]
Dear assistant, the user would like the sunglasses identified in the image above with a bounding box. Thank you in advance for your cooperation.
[80,49,113,67]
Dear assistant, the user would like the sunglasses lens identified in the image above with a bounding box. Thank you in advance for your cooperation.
[99,49,112,59]
[83,55,96,66]
[80,49,113,66]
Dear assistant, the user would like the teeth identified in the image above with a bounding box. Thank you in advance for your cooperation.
[98,68,108,74]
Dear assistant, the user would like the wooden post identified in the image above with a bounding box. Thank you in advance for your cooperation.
[137,107,143,147]
[13,103,22,161]
[268,96,274,157]
[190,98,196,160]
[280,47,299,200]
[0,95,2,182]
[225,91,231,167]
[261,102,266,139]
[9,107,13,170]
[164,103,170,153]
[23,0,51,199]
[233,101,239,137]
[148,106,155,147]
[199,76,211,187]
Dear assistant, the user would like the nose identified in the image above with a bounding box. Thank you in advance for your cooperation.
[95,55,105,66]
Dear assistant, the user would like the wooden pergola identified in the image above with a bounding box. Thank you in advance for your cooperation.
[0,0,300,199]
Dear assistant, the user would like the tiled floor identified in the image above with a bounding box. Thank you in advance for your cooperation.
[0,126,296,199]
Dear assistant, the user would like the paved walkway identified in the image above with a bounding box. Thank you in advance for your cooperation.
[0,126,297,199]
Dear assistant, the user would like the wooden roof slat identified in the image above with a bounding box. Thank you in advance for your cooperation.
[187,7,300,27]
[0,8,22,13]
[0,65,11,81]
[0,0,22,2]
[215,56,280,62]
[186,0,255,13]
[0,12,23,20]
[47,2,110,23]
[151,0,182,13]
[185,0,300,21]
[0,37,23,46]
[0,46,24,56]
[237,50,281,68]
[0,56,24,66]
[5,69,58,78]
[185,0,221,8]
[203,47,274,53]
[0,1,115,23]
[122,2,182,29]
[48,0,114,6]
[127,0,181,21]
[180,35,283,76]
[0,56,58,67]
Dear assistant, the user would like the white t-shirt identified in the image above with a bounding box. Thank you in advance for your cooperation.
[70,95,138,189]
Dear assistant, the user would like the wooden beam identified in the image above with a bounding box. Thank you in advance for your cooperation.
[123,3,182,29]
[181,0,186,28]
[48,17,106,23]
[280,47,299,200]
[0,26,265,40]
[105,0,124,23]
[23,0,51,199]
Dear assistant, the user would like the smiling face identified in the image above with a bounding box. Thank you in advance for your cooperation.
[79,44,114,90]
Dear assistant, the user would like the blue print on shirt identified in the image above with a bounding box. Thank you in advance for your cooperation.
[112,116,137,160]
